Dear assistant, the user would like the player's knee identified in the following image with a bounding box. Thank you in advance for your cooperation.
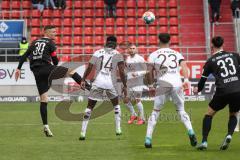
[40,93,48,102]
[114,105,121,114]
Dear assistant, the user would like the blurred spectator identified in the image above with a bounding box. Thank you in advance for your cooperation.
[55,0,66,10]
[231,0,240,18]
[45,0,57,9]
[209,0,222,23]
[18,37,29,59]
[104,0,118,18]
[32,0,44,12]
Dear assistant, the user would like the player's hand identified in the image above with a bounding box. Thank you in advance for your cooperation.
[149,86,155,97]
[182,81,190,91]
[193,87,198,94]
[80,81,86,90]
[15,69,20,81]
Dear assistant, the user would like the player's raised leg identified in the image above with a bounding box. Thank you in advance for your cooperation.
[110,95,122,135]
[79,99,97,140]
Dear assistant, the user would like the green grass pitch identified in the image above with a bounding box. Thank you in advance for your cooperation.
[0,101,239,160]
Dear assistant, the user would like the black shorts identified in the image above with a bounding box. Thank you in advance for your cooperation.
[32,65,68,95]
[209,92,240,113]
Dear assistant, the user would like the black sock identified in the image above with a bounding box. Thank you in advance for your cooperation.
[71,72,82,85]
[40,102,48,125]
[202,115,212,142]
[228,115,237,136]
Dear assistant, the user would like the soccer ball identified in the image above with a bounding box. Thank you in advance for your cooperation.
[142,11,155,24]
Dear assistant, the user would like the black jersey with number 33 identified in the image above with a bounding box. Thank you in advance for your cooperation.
[202,51,240,95]
[17,37,57,70]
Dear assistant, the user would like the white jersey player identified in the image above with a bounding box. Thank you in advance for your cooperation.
[124,44,147,125]
[144,33,197,148]
[79,36,127,140]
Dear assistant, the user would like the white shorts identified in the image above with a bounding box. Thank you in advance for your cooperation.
[88,85,118,101]
[127,86,143,100]
[153,87,184,111]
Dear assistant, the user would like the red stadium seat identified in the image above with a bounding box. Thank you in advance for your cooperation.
[85,27,93,35]
[157,9,167,17]
[55,27,61,35]
[127,9,136,17]
[55,36,61,45]
[73,36,82,45]
[148,0,157,8]
[158,0,167,8]
[31,28,41,36]
[31,19,41,27]
[137,9,146,17]
[84,18,93,26]
[169,17,178,26]
[169,0,177,8]
[117,0,125,8]
[73,46,83,54]
[53,19,62,27]
[170,26,179,34]
[116,18,125,26]
[74,9,83,17]
[63,36,72,45]
[138,27,147,34]
[106,18,115,26]
[84,9,94,17]
[137,0,146,8]
[60,55,71,62]
[171,35,179,44]
[23,10,31,19]
[148,26,157,35]
[11,12,21,19]
[66,0,72,8]
[31,36,38,42]
[159,26,168,33]
[96,0,104,8]
[32,10,41,17]
[63,27,72,35]
[85,0,94,8]
[62,46,71,54]
[1,1,10,9]
[95,27,104,35]
[42,19,51,26]
[75,1,83,8]
[118,36,126,43]
[138,46,147,54]
[127,1,136,8]
[43,10,52,18]
[95,9,104,17]
[84,36,93,44]
[12,1,21,9]
[128,36,136,43]
[158,17,168,26]
[84,46,94,55]
[169,8,178,17]
[138,36,147,44]
[63,9,72,17]
[74,27,82,35]
[116,27,125,35]
[127,27,136,35]
[95,36,104,45]
[53,10,61,18]
[149,36,158,45]
[127,18,136,26]
[63,18,72,26]
[22,1,31,9]
[74,18,82,26]
[137,18,145,26]
[117,9,125,17]
[95,18,104,26]
[106,27,114,35]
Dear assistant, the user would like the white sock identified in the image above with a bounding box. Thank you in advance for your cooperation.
[114,105,121,132]
[136,101,145,120]
[81,108,92,136]
[44,124,49,129]
[178,110,193,132]
[126,102,136,116]
[146,110,160,138]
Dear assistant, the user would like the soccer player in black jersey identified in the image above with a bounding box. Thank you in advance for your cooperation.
[15,25,89,137]
[194,36,240,150]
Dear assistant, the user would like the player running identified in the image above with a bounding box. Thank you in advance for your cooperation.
[79,36,127,140]
[15,25,90,137]
[145,33,197,148]
[194,36,240,150]
[124,44,147,125]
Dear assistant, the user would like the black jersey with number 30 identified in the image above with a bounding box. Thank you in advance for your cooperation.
[17,37,57,70]
[202,51,240,95]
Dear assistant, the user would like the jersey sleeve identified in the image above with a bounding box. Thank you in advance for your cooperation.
[202,60,212,78]
[148,53,155,64]
[17,48,31,69]
[49,40,57,57]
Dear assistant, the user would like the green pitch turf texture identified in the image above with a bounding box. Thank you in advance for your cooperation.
[0,101,239,160]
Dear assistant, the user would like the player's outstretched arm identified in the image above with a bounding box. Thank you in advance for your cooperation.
[118,61,127,96]
[81,63,93,90]
[180,60,190,90]
[15,49,30,81]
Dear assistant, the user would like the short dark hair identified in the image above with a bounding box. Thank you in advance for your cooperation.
[212,36,224,48]
[106,35,117,43]
[44,25,56,31]
[158,33,171,44]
